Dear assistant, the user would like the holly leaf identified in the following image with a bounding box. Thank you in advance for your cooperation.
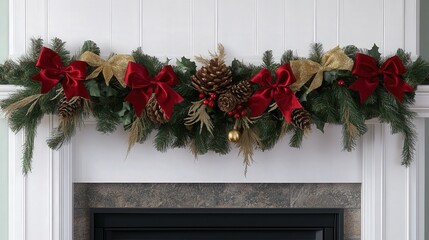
[176,57,197,75]
[117,102,134,129]
[324,71,338,84]
[367,44,381,64]
[84,79,101,97]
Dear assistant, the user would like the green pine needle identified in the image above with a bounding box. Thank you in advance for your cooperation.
[309,43,324,63]
[281,50,299,64]
[289,126,304,148]
[81,40,100,55]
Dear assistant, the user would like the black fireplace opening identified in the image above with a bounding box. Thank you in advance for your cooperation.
[90,208,344,240]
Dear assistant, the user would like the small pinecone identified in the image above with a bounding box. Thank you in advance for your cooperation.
[218,92,238,112]
[145,97,168,124]
[291,108,312,130]
[58,96,83,118]
[230,80,252,103]
[191,58,232,94]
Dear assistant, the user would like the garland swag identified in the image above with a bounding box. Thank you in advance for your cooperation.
[1,38,428,174]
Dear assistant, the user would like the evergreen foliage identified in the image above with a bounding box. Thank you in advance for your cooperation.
[1,37,428,174]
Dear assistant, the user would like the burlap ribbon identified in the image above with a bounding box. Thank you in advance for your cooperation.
[80,51,134,87]
[290,46,354,93]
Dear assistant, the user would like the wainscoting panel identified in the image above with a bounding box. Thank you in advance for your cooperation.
[9,0,417,58]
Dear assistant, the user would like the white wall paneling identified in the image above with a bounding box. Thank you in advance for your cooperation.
[5,0,425,239]
[9,0,418,57]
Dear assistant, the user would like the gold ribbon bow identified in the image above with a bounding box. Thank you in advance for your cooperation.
[290,46,354,93]
[79,51,134,87]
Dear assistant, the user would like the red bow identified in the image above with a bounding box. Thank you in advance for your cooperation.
[32,47,89,100]
[247,64,302,122]
[349,53,413,103]
[124,62,183,118]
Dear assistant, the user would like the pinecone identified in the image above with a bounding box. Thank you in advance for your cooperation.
[218,92,238,112]
[191,58,232,94]
[57,96,83,118]
[291,108,312,130]
[230,80,252,103]
[145,97,168,124]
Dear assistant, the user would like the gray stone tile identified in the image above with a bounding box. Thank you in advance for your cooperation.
[216,183,290,208]
[73,183,88,208]
[82,183,291,208]
[74,183,360,240]
[73,208,89,240]
[344,209,361,240]
[290,183,361,208]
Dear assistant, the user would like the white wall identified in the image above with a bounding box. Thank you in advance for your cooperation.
[0,119,8,240]
[0,0,9,239]
[10,0,417,59]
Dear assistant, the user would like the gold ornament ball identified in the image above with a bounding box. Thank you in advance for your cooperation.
[228,129,240,142]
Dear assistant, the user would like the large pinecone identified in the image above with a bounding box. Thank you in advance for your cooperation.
[230,80,252,103]
[146,97,168,124]
[291,108,312,130]
[218,92,237,112]
[191,58,232,94]
[58,96,83,118]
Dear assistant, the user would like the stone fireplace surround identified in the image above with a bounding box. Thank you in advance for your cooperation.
[73,183,361,240]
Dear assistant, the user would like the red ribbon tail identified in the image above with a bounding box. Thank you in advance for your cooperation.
[384,79,414,102]
[247,89,273,118]
[274,89,302,122]
[32,71,60,94]
[155,89,183,119]
[62,76,90,100]
[349,78,379,104]
[125,89,152,118]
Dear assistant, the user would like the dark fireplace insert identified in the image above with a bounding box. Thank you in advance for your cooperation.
[91,208,344,240]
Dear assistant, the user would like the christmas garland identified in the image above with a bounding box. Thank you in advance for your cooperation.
[1,38,428,174]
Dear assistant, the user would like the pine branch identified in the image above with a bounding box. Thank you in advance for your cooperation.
[255,114,282,150]
[92,103,121,133]
[50,38,71,64]
[309,43,324,63]
[342,45,359,60]
[377,89,416,165]
[81,40,100,55]
[132,47,166,76]
[334,85,367,151]
[262,50,277,70]
[208,122,230,154]
[190,128,210,156]
[308,90,340,123]
[289,126,304,148]
[395,49,411,66]
[404,56,429,87]
[281,50,299,65]
[154,124,173,152]
[20,101,44,174]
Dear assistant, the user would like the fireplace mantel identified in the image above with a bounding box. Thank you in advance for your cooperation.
[1,85,428,240]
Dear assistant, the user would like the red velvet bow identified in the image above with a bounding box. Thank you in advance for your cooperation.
[247,64,302,122]
[32,47,89,100]
[124,62,183,118]
[349,53,413,103]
